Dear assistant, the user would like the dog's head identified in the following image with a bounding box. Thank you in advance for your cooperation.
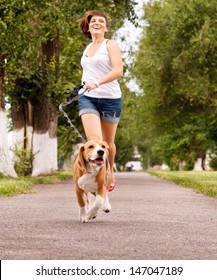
[77,140,109,172]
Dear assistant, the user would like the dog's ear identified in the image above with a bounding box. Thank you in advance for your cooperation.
[102,140,109,150]
[103,141,109,150]
[77,145,87,173]
[103,141,109,156]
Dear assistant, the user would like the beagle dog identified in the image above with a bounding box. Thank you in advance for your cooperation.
[72,140,111,222]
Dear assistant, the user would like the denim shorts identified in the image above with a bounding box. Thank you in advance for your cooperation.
[78,95,122,124]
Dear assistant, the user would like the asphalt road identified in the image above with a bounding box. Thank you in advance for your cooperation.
[0,172,217,260]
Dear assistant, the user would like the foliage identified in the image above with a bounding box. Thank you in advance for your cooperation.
[115,81,141,169]
[209,156,217,171]
[13,146,34,176]
[132,0,217,169]
[1,0,139,171]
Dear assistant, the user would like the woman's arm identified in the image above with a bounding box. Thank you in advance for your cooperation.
[99,39,123,84]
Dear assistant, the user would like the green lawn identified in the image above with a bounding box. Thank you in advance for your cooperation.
[0,171,72,197]
[148,170,217,198]
[1,170,217,198]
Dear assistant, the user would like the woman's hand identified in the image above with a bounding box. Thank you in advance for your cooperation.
[83,81,98,91]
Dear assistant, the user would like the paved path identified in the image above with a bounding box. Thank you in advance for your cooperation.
[0,172,217,260]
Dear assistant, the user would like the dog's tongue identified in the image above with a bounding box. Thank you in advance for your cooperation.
[94,158,104,165]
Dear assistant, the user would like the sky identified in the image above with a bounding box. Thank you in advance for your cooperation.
[115,0,146,62]
[115,0,147,93]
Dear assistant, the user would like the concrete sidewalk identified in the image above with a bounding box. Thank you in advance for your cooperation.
[0,172,216,260]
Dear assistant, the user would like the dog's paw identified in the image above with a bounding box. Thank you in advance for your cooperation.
[103,208,111,213]
[79,206,89,223]
[103,204,111,213]
[87,209,98,220]
[80,215,89,223]
[103,196,111,213]
[86,195,103,220]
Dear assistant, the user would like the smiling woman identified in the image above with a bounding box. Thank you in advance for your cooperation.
[78,10,109,40]
[77,10,124,192]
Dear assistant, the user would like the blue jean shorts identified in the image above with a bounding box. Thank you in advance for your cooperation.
[78,95,122,124]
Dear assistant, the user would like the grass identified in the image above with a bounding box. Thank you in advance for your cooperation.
[148,170,217,198]
[0,171,72,197]
[2,169,217,198]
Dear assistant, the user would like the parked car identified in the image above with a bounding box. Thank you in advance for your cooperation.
[125,160,143,171]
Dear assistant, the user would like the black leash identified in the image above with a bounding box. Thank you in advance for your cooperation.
[59,84,87,144]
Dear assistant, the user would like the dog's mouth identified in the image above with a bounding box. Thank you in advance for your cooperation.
[89,157,104,165]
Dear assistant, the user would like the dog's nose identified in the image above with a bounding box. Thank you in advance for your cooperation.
[97,149,104,157]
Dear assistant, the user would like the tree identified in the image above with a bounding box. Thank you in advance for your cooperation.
[0,57,17,177]
[133,0,217,170]
[1,0,138,176]
[0,0,23,176]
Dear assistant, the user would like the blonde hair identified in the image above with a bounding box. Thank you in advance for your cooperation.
[78,10,109,39]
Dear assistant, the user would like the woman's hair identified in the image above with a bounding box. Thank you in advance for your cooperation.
[78,10,109,39]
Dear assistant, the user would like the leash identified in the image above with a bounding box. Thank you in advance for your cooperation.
[59,84,87,144]
[59,84,110,190]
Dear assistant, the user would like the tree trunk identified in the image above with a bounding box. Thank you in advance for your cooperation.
[11,34,59,177]
[0,57,17,177]
[193,153,206,171]
[11,102,27,149]
[31,33,59,176]
[193,158,203,171]
[31,97,58,176]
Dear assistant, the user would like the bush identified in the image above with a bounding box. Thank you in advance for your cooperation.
[13,146,34,176]
[209,157,217,171]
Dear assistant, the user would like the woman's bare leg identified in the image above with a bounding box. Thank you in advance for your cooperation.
[81,114,118,185]
[101,121,118,183]
[81,114,102,140]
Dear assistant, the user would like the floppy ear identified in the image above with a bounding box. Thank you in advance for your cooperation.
[103,141,110,156]
[104,141,109,150]
[77,145,87,173]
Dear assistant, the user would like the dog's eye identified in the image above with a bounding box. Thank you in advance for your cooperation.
[101,145,106,148]
[88,145,94,149]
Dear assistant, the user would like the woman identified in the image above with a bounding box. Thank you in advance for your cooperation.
[78,10,123,191]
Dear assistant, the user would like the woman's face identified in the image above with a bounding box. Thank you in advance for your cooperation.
[88,15,108,36]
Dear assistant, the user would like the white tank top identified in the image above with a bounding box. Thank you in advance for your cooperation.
[80,39,122,99]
